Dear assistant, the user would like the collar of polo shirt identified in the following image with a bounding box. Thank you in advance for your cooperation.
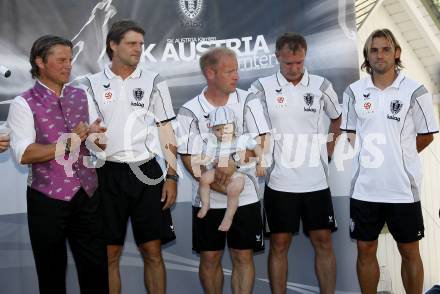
[276,68,310,88]
[198,86,239,113]
[103,64,143,80]
[366,71,405,90]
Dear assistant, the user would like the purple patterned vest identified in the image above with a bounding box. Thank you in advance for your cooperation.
[22,82,98,201]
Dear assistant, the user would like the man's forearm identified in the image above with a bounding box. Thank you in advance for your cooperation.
[21,143,57,164]
[327,117,342,158]
[158,122,177,175]
[181,154,227,195]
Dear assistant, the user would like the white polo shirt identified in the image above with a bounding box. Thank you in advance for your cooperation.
[85,65,175,163]
[176,88,270,208]
[341,73,439,203]
[250,69,342,193]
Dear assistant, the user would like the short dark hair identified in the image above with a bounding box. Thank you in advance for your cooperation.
[106,20,145,60]
[275,33,307,53]
[362,28,403,75]
[29,35,73,78]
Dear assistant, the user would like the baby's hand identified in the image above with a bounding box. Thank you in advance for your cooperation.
[256,164,266,177]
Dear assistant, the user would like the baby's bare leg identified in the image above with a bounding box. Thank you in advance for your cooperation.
[218,175,245,232]
[198,169,216,218]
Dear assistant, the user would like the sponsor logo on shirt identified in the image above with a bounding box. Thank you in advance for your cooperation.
[387,99,402,121]
[363,101,372,110]
[275,90,287,107]
[102,90,114,103]
[303,93,316,112]
[131,101,145,108]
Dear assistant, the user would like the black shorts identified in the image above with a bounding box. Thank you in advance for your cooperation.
[263,186,337,235]
[192,201,264,253]
[350,198,424,243]
[98,159,176,246]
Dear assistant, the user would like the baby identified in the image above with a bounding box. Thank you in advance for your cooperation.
[197,106,266,232]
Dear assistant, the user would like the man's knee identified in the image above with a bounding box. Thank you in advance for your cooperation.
[200,251,223,270]
[270,233,292,255]
[230,249,253,266]
[397,241,421,262]
[357,240,378,261]
[139,240,163,265]
[107,245,123,266]
[310,230,334,253]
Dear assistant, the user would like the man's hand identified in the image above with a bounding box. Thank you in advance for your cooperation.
[214,159,236,186]
[0,134,10,153]
[88,118,106,134]
[72,121,89,142]
[161,178,177,210]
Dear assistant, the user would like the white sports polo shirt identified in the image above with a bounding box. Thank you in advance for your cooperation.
[341,73,439,203]
[176,88,270,208]
[85,65,175,163]
[250,69,342,193]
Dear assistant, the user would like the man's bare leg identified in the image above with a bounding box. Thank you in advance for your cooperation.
[356,240,379,294]
[268,233,292,294]
[218,176,244,231]
[139,240,166,294]
[230,248,255,294]
[199,250,224,294]
[309,229,336,294]
[108,245,123,294]
[397,241,424,294]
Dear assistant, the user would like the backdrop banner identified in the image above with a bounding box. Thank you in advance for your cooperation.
[0,0,360,293]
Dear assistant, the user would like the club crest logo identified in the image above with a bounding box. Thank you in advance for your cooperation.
[304,93,314,106]
[303,93,316,112]
[390,100,403,115]
[276,96,284,104]
[133,88,144,101]
[180,0,203,19]
[387,100,402,121]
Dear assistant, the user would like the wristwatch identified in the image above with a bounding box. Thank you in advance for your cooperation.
[166,174,179,182]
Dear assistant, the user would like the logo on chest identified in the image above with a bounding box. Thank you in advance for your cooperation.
[131,88,145,108]
[387,100,402,122]
[303,93,316,112]
[274,89,287,108]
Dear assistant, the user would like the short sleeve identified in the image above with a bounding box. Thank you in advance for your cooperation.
[151,75,176,123]
[7,97,36,163]
[176,107,203,155]
[243,92,270,136]
[341,86,357,132]
[320,78,342,119]
[411,85,439,134]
